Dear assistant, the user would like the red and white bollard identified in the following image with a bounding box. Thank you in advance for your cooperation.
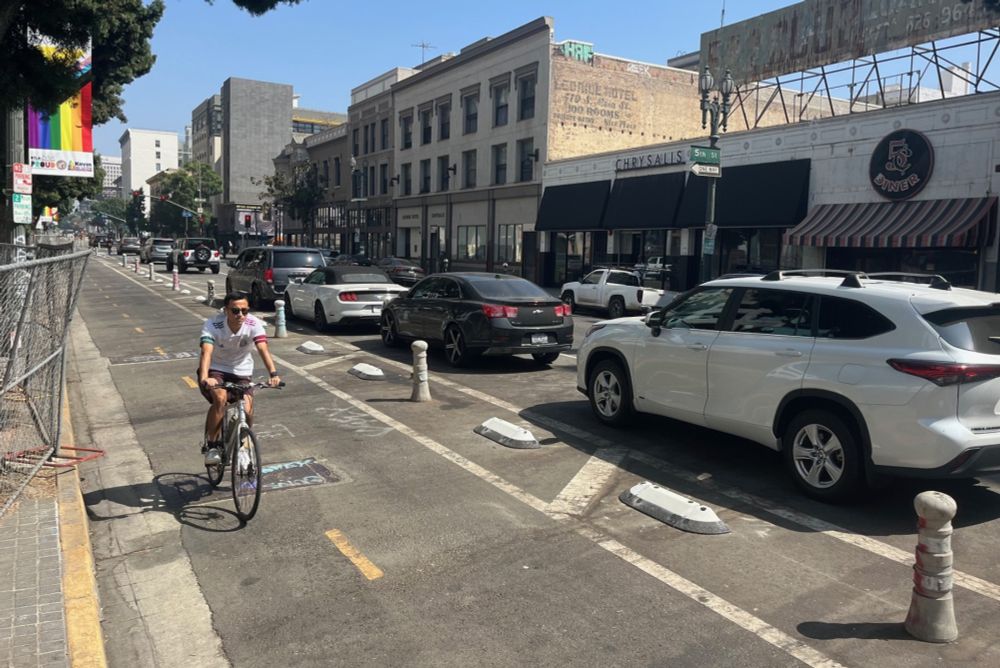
[905,490,958,643]
[172,267,180,291]
[134,257,140,273]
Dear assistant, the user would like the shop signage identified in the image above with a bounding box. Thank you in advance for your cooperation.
[869,129,933,201]
[615,149,685,172]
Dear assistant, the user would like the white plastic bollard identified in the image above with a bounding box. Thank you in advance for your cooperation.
[172,267,180,291]
[206,280,215,306]
[121,254,127,267]
[273,300,288,338]
[904,491,958,643]
[148,262,154,281]
[410,340,431,402]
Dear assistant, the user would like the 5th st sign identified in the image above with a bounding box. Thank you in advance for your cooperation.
[689,146,720,165]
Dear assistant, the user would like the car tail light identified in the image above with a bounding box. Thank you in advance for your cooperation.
[212,250,219,258]
[482,304,518,319]
[339,292,358,302]
[637,289,644,303]
[263,268,274,283]
[555,303,571,317]
[887,359,1000,386]
[183,250,192,258]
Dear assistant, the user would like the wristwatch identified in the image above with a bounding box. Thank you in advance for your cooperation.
[269,371,280,378]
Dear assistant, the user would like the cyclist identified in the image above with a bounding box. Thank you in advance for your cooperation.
[198,292,281,465]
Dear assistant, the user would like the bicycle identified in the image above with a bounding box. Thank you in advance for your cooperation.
[204,380,284,521]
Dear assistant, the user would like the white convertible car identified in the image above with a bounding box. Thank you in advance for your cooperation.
[284,265,408,330]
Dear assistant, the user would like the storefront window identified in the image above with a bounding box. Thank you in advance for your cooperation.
[497,224,523,263]
[719,228,783,275]
[457,225,486,261]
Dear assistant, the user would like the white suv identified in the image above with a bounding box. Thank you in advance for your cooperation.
[577,270,1000,501]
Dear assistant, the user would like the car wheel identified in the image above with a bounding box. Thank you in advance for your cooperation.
[589,359,633,426]
[380,312,402,348]
[179,262,188,274]
[250,285,263,310]
[608,296,626,319]
[444,325,473,367]
[225,279,232,294]
[211,265,220,274]
[532,352,560,365]
[314,302,328,332]
[783,409,863,502]
[166,259,173,272]
[284,295,295,319]
[561,291,576,312]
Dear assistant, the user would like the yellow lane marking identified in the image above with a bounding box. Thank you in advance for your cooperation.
[121,313,129,319]
[111,302,117,307]
[182,376,198,389]
[325,529,384,581]
[104,295,109,299]
[154,346,166,355]
[134,327,144,334]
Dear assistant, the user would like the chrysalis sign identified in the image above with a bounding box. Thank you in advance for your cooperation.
[26,36,94,178]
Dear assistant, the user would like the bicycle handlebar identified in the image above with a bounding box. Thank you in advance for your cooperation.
[218,380,286,392]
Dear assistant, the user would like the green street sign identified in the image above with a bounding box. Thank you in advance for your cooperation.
[690,146,721,165]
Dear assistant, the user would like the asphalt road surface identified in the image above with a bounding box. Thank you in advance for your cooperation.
[69,253,1000,667]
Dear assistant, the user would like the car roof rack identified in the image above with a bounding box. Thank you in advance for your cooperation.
[865,272,952,291]
[761,269,867,288]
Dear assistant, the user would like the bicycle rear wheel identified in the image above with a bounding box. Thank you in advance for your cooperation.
[231,426,262,521]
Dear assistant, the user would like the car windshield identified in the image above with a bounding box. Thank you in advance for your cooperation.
[123,238,139,244]
[385,258,419,267]
[187,238,217,249]
[922,305,1000,353]
[330,270,392,284]
[153,238,173,245]
[273,251,324,268]
[466,276,551,300]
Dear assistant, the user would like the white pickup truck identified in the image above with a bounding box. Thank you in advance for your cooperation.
[559,268,663,319]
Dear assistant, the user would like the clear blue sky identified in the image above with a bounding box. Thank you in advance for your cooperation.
[94,0,792,157]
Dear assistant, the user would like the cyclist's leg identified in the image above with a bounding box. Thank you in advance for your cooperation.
[243,393,254,428]
[199,371,228,443]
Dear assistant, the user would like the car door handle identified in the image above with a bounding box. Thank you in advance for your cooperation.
[775,349,803,358]
[687,343,708,351]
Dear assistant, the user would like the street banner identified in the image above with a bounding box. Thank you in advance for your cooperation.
[12,163,32,194]
[26,36,94,177]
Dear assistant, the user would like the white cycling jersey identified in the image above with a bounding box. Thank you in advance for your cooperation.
[199,313,267,376]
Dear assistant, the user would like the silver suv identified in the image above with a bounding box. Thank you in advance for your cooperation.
[578,270,1000,501]
[167,237,220,274]
[225,246,326,309]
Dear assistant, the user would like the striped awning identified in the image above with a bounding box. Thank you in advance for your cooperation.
[785,197,996,248]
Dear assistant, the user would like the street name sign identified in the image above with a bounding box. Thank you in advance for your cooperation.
[689,146,721,165]
[691,163,722,178]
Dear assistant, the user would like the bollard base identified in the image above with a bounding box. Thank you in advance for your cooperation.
[905,591,958,643]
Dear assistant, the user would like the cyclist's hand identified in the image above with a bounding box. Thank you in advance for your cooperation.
[267,375,281,388]
[201,377,219,389]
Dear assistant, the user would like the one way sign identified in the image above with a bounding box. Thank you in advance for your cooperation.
[690,163,721,178]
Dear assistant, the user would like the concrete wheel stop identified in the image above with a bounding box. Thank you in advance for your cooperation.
[620,481,730,535]
[348,363,385,380]
[296,340,326,355]
[474,417,539,449]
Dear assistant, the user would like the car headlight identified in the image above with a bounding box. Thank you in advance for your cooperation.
[584,323,607,339]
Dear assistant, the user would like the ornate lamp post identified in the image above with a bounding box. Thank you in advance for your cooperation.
[698,67,735,283]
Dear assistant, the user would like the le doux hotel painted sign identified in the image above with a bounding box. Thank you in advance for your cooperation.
[869,129,934,201]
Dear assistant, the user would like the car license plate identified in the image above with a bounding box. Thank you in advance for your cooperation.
[531,333,548,344]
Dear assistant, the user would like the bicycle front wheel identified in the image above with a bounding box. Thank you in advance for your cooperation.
[231,426,262,521]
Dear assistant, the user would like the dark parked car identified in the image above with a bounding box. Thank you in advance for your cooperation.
[226,246,326,308]
[380,272,573,367]
[331,253,373,266]
[117,237,142,255]
[140,237,174,264]
[167,237,220,273]
[376,257,426,285]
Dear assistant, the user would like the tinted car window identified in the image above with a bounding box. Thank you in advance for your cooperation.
[152,238,173,245]
[305,270,325,285]
[273,251,324,268]
[466,277,550,300]
[438,279,461,299]
[607,272,640,287]
[410,277,442,299]
[186,238,217,249]
[817,297,895,339]
[664,288,733,331]
[731,289,812,336]
[922,306,1000,353]
[328,269,392,285]
[581,272,602,285]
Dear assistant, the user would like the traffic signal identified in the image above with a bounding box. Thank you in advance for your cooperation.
[159,194,168,202]
[244,214,252,228]
[131,189,142,198]
[199,214,205,224]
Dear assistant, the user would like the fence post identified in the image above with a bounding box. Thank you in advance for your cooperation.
[410,340,431,402]
[905,490,958,643]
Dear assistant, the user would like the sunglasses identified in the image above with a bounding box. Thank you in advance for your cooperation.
[229,307,250,315]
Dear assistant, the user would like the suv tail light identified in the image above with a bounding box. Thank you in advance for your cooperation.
[339,292,358,302]
[183,250,192,258]
[212,250,219,258]
[482,304,518,319]
[887,359,1000,386]
[263,268,274,283]
[555,304,571,317]
[637,289,644,303]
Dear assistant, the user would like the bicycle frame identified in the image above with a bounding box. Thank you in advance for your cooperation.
[220,395,251,464]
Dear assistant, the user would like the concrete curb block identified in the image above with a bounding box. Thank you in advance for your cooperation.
[348,363,386,380]
[473,417,540,449]
[619,482,730,535]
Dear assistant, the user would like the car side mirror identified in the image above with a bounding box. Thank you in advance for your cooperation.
[293,277,304,284]
[227,260,235,268]
[645,310,666,336]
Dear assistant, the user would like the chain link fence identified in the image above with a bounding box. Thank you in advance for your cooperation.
[0,243,89,516]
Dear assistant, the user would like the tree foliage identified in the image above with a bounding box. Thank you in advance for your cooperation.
[32,154,106,216]
[254,161,323,244]
[226,0,303,15]
[91,197,127,225]
[126,190,146,234]
[148,162,223,236]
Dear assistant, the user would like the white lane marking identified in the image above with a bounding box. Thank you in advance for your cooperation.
[546,447,628,516]
[94,262,845,667]
[301,353,360,371]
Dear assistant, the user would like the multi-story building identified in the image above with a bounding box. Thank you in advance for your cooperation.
[118,129,179,212]
[296,125,351,249]
[292,97,346,143]
[346,67,417,258]
[100,155,121,200]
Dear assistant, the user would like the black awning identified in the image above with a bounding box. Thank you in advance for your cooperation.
[535,180,611,231]
[602,172,686,230]
[676,159,811,228]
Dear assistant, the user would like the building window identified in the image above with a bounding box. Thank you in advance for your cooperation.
[351,166,363,199]
[438,155,450,192]
[462,149,477,189]
[438,103,450,140]
[334,157,341,187]
[380,163,388,195]
[368,166,375,198]
[493,82,509,127]
[155,151,161,159]
[380,118,389,150]
[517,138,535,182]
[497,224,523,263]
[420,109,432,145]
[155,163,161,172]
[322,160,330,188]
[463,94,478,134]
[401,162,412,196]
[457,225,487,261]
[419,159,431,194]
[352,129,360,156]
[401,114,413,149]
[492,143,507,186]
[363,125,369,154]
[155,139,160,148]
[518,73,536,120]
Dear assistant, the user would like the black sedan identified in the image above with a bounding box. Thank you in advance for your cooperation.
[380,272,573,367]
[376,257,426,285]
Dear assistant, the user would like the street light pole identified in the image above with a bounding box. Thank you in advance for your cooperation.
[698,67,734,284]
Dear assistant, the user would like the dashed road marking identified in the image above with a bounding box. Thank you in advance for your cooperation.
[182,376,198,389]
[155,346,166,355]
[121,313,130,319]
[134,327,144,333]
[325,529,384,580]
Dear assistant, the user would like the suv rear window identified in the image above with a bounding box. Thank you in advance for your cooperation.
[152,238,173,245]
[186,238,217,249]
[273,251,324,268]
[817,297,895,339]
[922,306,1000,353]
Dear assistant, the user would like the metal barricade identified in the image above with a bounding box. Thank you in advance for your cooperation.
[0,246,90,516]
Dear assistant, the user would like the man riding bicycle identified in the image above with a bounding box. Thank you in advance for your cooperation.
[198,292,281,465]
